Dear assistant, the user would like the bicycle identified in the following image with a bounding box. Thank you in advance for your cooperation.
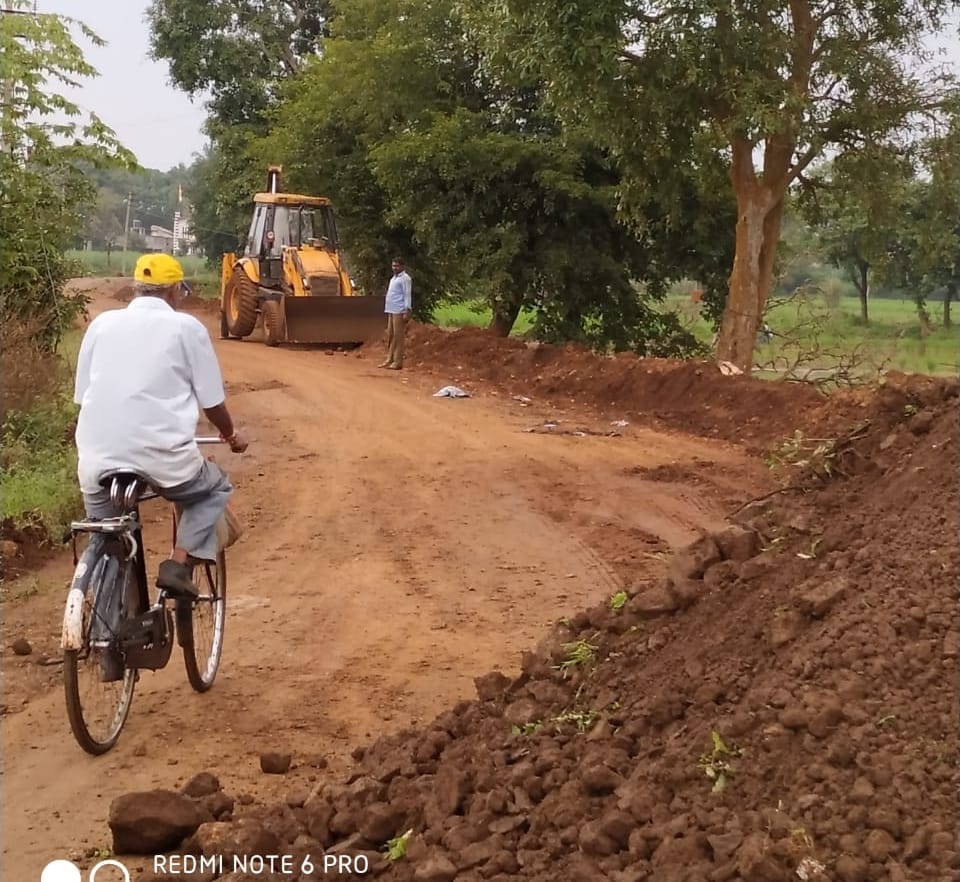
[61,437,229,755]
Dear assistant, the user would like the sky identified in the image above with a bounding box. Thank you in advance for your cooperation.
[38,0,209,171]
[32,2,960,174]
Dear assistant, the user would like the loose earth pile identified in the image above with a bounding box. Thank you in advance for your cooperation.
[102,333,957,882]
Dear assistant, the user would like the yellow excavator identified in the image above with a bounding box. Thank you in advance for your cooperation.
[219,166,385,346]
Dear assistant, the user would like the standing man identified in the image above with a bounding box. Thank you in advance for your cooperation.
[380,256,412,370]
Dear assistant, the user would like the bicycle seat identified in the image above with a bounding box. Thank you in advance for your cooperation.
[98,469,154,488]
[98,470,158,510]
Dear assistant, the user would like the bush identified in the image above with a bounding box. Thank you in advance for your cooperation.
[1,316,70,420]
[1,317,82,540]
[1,389,81,539]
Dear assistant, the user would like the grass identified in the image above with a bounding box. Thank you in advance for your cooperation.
[433,288,957,377]
[1,328,84,540]
[666,291,959,378]
[67,249,218,285]
[1,392,81,538]
[432,300,536,335]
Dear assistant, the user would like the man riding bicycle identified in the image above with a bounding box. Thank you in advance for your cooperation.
[74,253,248,600]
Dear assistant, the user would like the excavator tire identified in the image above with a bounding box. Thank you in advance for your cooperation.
[262,299,284,347]
[225,267,259,338]
[219,310,230,339]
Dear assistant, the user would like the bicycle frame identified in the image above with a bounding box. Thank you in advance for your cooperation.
[61,437,224,657]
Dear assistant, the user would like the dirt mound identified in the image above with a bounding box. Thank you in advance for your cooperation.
[109,283,219,316]
[0,520,59,582]
[386,325,840,449]
[118,375,958,881]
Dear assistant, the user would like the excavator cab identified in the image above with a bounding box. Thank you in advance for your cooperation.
[219,166,385,346]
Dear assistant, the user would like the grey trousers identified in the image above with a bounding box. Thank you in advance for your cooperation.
[83,460,233,562]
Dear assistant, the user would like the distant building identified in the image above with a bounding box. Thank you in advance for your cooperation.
[144,224,175,254]
[173,211,198,256]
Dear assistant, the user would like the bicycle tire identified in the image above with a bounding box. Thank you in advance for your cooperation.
[179,550,227,692]
[63,551,137,755]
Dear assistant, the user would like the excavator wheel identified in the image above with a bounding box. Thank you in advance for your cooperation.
[219,310,231,340]
[262,299,284,347]
[224,266,259,338]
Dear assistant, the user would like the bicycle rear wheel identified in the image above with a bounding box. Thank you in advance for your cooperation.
[64,553,137,755]
[178,551,227,692]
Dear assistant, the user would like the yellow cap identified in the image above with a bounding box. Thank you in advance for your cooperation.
[134,253,185,285]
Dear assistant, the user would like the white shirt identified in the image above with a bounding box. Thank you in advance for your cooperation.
[74,297,226,494]
[384,270,412,314]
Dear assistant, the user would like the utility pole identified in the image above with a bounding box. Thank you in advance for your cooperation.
[121,192,132,275]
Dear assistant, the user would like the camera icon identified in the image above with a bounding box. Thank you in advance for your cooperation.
[41,859,131,882]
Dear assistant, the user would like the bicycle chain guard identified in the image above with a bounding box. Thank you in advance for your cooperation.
[119,605,175,670]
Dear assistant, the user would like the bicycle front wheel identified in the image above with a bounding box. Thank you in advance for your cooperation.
[64,553,137,755]
[178,551,227,692]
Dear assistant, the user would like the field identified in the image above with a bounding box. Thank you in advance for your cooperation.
[67,249,216,283]
[434,292,959,377]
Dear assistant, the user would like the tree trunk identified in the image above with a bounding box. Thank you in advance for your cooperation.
[944,282,955,328]
[915,295,932,353]
[489,298,521,337]
[715,185,784,372]
[856,259,869,324]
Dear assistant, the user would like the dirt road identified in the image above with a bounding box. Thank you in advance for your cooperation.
[1,287,773,878]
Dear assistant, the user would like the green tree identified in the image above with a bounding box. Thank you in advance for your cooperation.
[146,0,332,125]
[467,0,959,371]
[802,147,916,324]
[87,188,125,255]
[261,0,705,353]
[183,137,262,263]
[916,107,960,327]
[884,107,960,329]
[0,3,133,349]
[147,1,336,264]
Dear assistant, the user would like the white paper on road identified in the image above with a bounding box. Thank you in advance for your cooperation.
[433,385,470,398]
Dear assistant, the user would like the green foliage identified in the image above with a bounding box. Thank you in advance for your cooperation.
[466,0,959,364]
[1,391,81,538]
[763,430,839,479]
[384,830,413,861]
[511,721,543,736]
[556,638,599,677]
[185,135,263,264]
[146,1,336,264]
[80,163,192,250]
[800,147,918,320]
[0,3,134,349]
[883,103,960,324]
[146,0,332,125]
[609,591,628,611]
[697,730,743,794]
[550,708,600,734]
[257,0,706,353]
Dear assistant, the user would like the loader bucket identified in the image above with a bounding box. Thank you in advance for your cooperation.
[281,295,387,344]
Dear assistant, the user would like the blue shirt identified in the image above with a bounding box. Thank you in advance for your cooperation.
[385,270,412,314]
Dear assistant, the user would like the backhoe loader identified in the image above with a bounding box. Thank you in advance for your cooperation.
[219,166,385,346]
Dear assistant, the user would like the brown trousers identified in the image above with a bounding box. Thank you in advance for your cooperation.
[385,313,406,367]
